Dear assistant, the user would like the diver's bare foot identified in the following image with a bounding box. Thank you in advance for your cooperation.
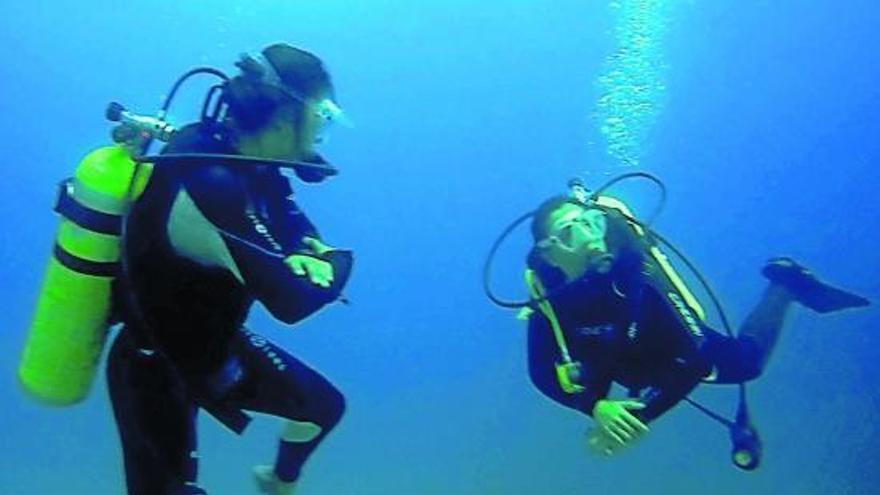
[253,464,297,495]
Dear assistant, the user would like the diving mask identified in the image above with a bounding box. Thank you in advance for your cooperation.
[310,97,351,146]
[540,207,609,253]
[538,205,613,277]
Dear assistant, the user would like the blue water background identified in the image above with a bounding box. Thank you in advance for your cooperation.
[1,1,878,493]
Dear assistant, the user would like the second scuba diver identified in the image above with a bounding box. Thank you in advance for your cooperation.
[107,44,352,495]
[517,179,870,466]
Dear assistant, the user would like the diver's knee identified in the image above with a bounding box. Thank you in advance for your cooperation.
[309,382,347,431]
[737,336,767,381]
[737,363,763,383]
[320,384,346,430]
[283,387,345,443]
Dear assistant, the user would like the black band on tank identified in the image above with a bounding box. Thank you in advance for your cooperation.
[54,244,119,277]
[54,180,123,236]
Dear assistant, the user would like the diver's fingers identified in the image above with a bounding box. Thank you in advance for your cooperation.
[621,412,649,434]
[303,236,332,255]
[620,400,646,411]
[613,417,640,438]
[288,256,334,287]
[314,261,334,287]
[322,261,334,284]
[307,265,330,288]
[287,258,307,276]
[601,424,626,446]
[606,423,631,444]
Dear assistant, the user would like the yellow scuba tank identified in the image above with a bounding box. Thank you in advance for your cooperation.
[19,145,152,405]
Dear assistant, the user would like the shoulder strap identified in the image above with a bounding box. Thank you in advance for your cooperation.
[524,269,575,366]
[596,195,706,321]
[524,270,586,394]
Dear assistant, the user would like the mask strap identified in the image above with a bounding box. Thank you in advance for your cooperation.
[241,52,308,105]
[252,53,287,92]
[241,52,351,127]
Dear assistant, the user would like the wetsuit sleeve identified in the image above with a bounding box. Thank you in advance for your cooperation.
[257,170,322,245]
[634,363,705,423]
[184,165,319,251]
[527,315,612,416]
[181,165,329,323]
[629,275,711,423]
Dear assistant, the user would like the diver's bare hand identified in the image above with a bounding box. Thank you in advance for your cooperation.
[285,254,334,288]
[592,399,649,447]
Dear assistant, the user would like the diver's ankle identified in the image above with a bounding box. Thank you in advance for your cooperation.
[253,464,298,495]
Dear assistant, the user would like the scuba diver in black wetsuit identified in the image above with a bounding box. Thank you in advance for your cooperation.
[106,44,353,495]
[492,179,870,466]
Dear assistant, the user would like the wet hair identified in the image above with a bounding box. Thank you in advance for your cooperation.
[263,43,335,100]
[223,43,334,133]
[530,195,571,241]
[526,195,572,286]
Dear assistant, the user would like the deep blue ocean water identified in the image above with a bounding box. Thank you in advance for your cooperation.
[1,1,878,493]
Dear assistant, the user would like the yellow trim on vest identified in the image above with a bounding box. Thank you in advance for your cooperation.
[524,269,585,394]
[129,162,154,201]
[525,270,573,362]
[595,195,706,321]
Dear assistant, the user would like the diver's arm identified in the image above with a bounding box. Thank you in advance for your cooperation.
[600,208,704,423]
[180,165,347,323]
[260,170,325,247]
[632,363,705,423]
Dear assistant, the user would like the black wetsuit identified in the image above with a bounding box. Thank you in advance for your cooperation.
[527,205,769,423]
[107,125,348,495]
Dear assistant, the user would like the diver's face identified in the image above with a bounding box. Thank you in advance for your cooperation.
[246,105,319,161]
[269,118,302,160]
[539,203,612,282]
[296,103,325,156]
[235,114,300,162]
[290,91,341,159]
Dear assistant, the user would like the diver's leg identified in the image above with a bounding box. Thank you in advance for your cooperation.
[698,285,792,384]
[107,330,202,495]
[230,329,345,494]
[732,258,871,379]
[707,256,871,384]
[734,284,795,376]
